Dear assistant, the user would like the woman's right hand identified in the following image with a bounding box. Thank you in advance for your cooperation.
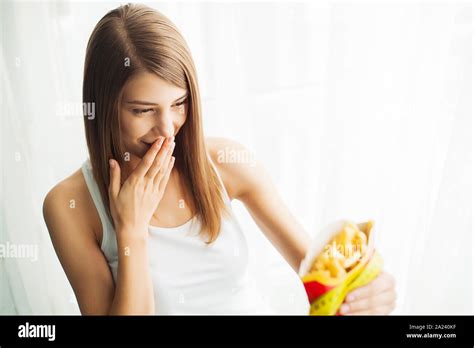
[108,136,176,240]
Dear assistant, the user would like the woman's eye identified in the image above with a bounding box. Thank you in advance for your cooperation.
[131,100,187,115]
[174,99,188,107]
[132,108,154,115]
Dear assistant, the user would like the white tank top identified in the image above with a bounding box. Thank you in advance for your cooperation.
[81,157,275,315]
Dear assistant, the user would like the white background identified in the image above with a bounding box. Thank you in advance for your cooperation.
[1,0,472,315]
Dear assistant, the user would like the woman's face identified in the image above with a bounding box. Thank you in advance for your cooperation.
[119,71,188,160]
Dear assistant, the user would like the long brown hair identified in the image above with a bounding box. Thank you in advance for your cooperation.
[82,3,229,244]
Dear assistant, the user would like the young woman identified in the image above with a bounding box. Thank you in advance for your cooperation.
[43,3,396,315]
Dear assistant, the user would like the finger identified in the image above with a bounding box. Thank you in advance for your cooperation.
[340,289,396,314]
[108,159,121,200]
[147,137,175,179]
[157,156,175,190]
[153,142,174,185]
[133,137,165,178]
[345,271,394,302]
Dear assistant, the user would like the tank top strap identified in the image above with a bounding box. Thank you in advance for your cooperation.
[81,159,114,250]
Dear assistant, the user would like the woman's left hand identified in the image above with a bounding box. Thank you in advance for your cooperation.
[339,271,397,315]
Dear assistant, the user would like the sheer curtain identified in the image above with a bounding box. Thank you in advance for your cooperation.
[1,1,471,315]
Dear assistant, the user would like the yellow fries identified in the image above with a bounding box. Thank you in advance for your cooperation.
[307,222,369,282]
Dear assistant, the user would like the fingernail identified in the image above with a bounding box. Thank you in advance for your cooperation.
[109,159,114,168]
[154,137,164,148]
[340,304,349,314]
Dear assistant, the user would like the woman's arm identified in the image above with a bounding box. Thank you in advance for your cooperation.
[207,137,311,273]
[43,183,115,314]
[44,136,175,315]
[207,137,396,314]
[240,172,312,273]
[43,180,156,315]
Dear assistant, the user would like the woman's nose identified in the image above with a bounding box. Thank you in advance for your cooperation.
[151,112,174,138]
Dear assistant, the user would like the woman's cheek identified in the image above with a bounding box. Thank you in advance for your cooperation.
[120,113,145,149]
[176,107,188,129]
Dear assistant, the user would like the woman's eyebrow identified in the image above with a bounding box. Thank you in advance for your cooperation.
[125,92,188,106]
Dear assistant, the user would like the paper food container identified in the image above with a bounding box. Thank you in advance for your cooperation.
[298,220,383,315]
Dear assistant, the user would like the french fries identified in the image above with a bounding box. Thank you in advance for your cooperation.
[307,222,369,283]
[299,219,383,315]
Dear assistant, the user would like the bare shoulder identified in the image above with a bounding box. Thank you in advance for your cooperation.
[205,136,262,201]
[43,169,100,243]
[43,169,87,217]
[43,169,114,314]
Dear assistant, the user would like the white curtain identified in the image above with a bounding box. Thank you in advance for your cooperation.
[1,0,471,315]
